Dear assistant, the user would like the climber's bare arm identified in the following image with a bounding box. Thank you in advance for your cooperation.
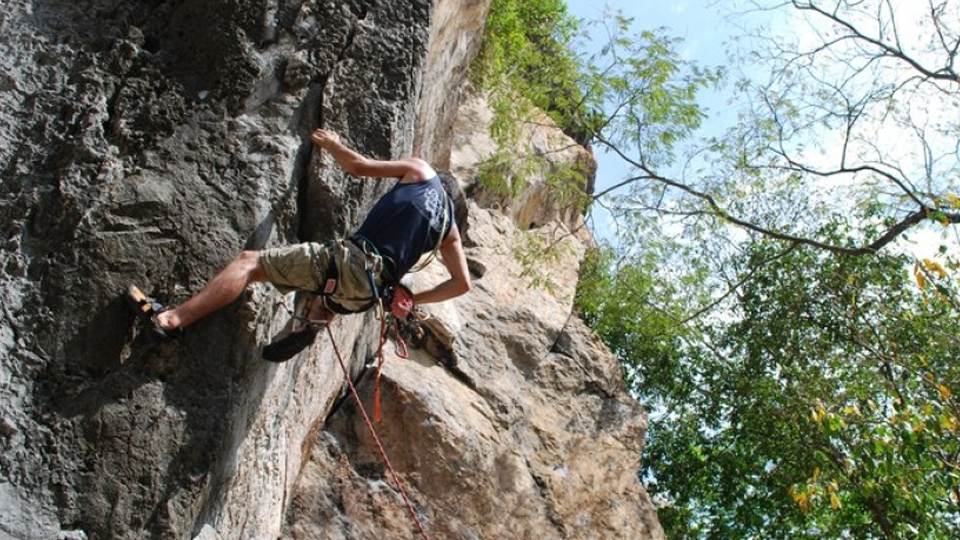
[311,128,435,182]
[413,225,471,305]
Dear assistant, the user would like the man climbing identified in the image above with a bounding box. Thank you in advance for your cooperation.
[128,128,471,360]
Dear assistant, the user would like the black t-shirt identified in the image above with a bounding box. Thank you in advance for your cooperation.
[354,175,452,279]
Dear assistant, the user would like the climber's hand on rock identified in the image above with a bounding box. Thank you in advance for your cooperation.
[311,128,340,149]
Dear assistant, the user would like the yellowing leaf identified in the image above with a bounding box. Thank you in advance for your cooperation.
[914,263,927,291]
[830,492,842,510]
[923,258,949,278]
[939,384,953,400]
[811,403,826,423]
[789,485,812,513]
[946,193,960,209]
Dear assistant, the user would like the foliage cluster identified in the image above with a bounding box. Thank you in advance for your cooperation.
[471,0,587,143]
[471,0,720,217]
[577,239,960,539]
[469,0,594,207]
[564,1,960,538]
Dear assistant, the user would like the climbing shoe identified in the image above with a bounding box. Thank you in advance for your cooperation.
[125,284,182,342]
[262,326,319,363]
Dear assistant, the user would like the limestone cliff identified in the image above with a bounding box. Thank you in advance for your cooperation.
[0,1,664,539]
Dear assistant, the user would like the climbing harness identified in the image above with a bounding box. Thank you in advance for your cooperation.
[326,323,433,540]
[312,236,393,315]
[266,262,426,366]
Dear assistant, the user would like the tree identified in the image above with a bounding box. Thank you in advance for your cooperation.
[568,2,960,539]
[475,1,960,253]
[472,0,585,143]
[472,3,721,215]
[578,236,960,539]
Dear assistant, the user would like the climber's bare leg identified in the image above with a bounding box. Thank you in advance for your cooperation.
[156,251,267,331]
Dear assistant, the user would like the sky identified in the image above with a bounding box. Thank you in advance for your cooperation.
[568,1,735,70]
[565,0,750,244]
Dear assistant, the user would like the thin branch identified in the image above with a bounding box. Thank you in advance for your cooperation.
[594,133,960,255]
[794,0,960,83]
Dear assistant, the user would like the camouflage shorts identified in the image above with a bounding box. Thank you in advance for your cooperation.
[259,240,385,313]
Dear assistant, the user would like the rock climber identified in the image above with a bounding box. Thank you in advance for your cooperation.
[128,128,471,360]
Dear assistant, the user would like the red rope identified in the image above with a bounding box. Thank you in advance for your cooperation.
[325,324,432,540]
[373,309,387,422]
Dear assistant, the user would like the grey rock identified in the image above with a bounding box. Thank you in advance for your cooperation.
[0,1,663,539]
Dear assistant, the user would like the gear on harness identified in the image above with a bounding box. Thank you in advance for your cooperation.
[317,236,394,315]
[381,282,429,352]
[365,280,433,422]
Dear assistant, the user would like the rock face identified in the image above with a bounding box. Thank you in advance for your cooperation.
[0,1,663,540]
[287,199,663,540]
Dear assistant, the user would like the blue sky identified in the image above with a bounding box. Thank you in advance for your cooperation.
[567,0,752,123]
[565,1,748,241]
[566,0,787,151]
[568,1,732,65]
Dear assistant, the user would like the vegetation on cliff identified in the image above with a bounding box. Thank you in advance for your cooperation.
[476,1,960,539]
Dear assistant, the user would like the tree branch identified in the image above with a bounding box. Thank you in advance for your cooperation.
[594,132,960,256]
[793,0,960,83]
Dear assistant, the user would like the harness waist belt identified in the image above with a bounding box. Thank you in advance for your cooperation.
[319,237,397,315]
[348,235,398,284]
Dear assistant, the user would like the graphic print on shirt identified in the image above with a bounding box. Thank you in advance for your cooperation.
[424,186,443,231]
